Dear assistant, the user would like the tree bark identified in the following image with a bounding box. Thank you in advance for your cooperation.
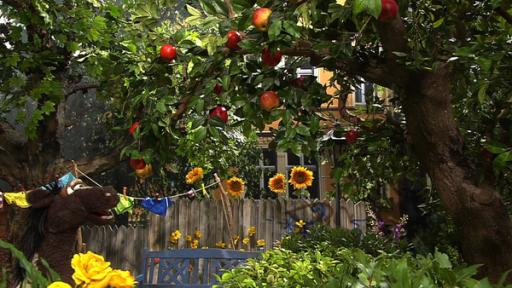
[402,64,512,282]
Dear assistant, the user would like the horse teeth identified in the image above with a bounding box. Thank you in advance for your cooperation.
[101,215,113,220]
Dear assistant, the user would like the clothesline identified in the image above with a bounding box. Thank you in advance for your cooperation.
[75,166,222,200]
[127,181,221,200]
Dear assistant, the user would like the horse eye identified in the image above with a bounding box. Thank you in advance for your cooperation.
[67,186,75,195]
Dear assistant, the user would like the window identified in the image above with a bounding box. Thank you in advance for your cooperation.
[354,80,374,105]
[286,151,319,199]
[256,149,277,196]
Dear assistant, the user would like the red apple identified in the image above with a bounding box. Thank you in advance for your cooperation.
[252,7,272,32]
[345,129,359,144]
[129,158,146,170]
[128,120,140,136]
[214,84,223,95]
[291,76,306,88]
[209,105,229,123]
[379,0,398,22]
[259,91,280,111]
[261,48,282,67]
[226,31,241,50]
[160,44,177,61]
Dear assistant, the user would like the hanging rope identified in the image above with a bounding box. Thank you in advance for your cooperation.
[74,165,222,200]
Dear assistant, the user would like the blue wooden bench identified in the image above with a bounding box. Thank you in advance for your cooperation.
[137,248,261,287]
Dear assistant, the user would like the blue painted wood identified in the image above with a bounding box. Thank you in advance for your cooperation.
[139,249,260,288]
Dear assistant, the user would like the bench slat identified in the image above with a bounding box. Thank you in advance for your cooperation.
[139,248,260,288]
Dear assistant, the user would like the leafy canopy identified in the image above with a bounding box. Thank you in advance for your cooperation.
[0,0,510,197]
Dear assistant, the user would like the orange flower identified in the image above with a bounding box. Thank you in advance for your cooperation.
[226,176,244,197]
[268,173,286,193]
[186,167,204,184]
[289,166,314,190]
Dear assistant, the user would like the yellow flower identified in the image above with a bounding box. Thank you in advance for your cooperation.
[194,229,202,239]
[191,239,199,249]
[71,251,113,288]
[226,176,244,197]
[268,173,286,193]
[295,220,306,228]
[185,235,192,242]
[232,235,240,246]
[289,166,314,190]
[186,167,204,184]
[108,269,136,288]
[48,282,72,288]
[242,237,250,245]
[256,239,266,247]
[171,230,182,239]
[170,230,182,244]
[215,241,226,248]
[248,226,256,237]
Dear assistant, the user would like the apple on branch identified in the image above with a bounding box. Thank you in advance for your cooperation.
[213,83,223,95]
[226,31,242,50]
[379,0,398,22]
[160,44,177,61]
[259,91,280,111]
[252,7,272,32]
[209,105,229,123]
[261,48,282,67]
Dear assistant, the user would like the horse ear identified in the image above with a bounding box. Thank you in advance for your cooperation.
[27,188,54,208]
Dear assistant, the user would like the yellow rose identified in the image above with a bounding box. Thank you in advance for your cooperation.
[72,251,113,288]
[48,281,72,288]
[108,269,136,288]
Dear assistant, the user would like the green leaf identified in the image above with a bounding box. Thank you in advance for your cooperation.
[435,251,452,269]
[493,151,512,172]
[156,100,167,113]
[296,124,310,136]
[366,0,382,18]
[194,126,208,142]
[186,4,202,16]
[268,20,282,41]
[353,0,367,16]
[353,0,381,18]
[283,21,301,38]
[478,82,489,104]
[432,17,445,28]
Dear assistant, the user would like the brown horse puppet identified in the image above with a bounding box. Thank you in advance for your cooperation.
[13,179,119,285]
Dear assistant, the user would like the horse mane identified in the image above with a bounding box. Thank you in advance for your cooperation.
[14,184,58,283]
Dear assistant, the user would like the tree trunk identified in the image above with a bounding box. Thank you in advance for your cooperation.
[402,64,512,281]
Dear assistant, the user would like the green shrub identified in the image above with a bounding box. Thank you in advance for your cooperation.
[218,247,510,288]
[0,240,59,288]
[281,225,408,256]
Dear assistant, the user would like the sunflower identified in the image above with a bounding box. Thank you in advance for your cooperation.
[226,176,245,197]
[185,167,204,184]
[289,166,314,190]
[268,173,286,193]
[256,239,266,247]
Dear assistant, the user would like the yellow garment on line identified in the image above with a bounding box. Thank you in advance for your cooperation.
[3,192,31,208]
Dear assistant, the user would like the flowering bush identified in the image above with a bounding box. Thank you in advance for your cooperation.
[57,251,135,288]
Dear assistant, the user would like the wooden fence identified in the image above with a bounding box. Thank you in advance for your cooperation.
[82,198,366,274]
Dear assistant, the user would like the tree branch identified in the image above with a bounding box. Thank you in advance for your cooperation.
[225,0,235,19]
[375,17,411,86]
[48,147,123,178]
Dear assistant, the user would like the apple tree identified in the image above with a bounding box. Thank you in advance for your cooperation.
[93,0,512,281]
[0,0,512,283]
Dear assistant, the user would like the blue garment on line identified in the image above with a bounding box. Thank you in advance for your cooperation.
[141,197,173,216]
[41,172,76,191]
